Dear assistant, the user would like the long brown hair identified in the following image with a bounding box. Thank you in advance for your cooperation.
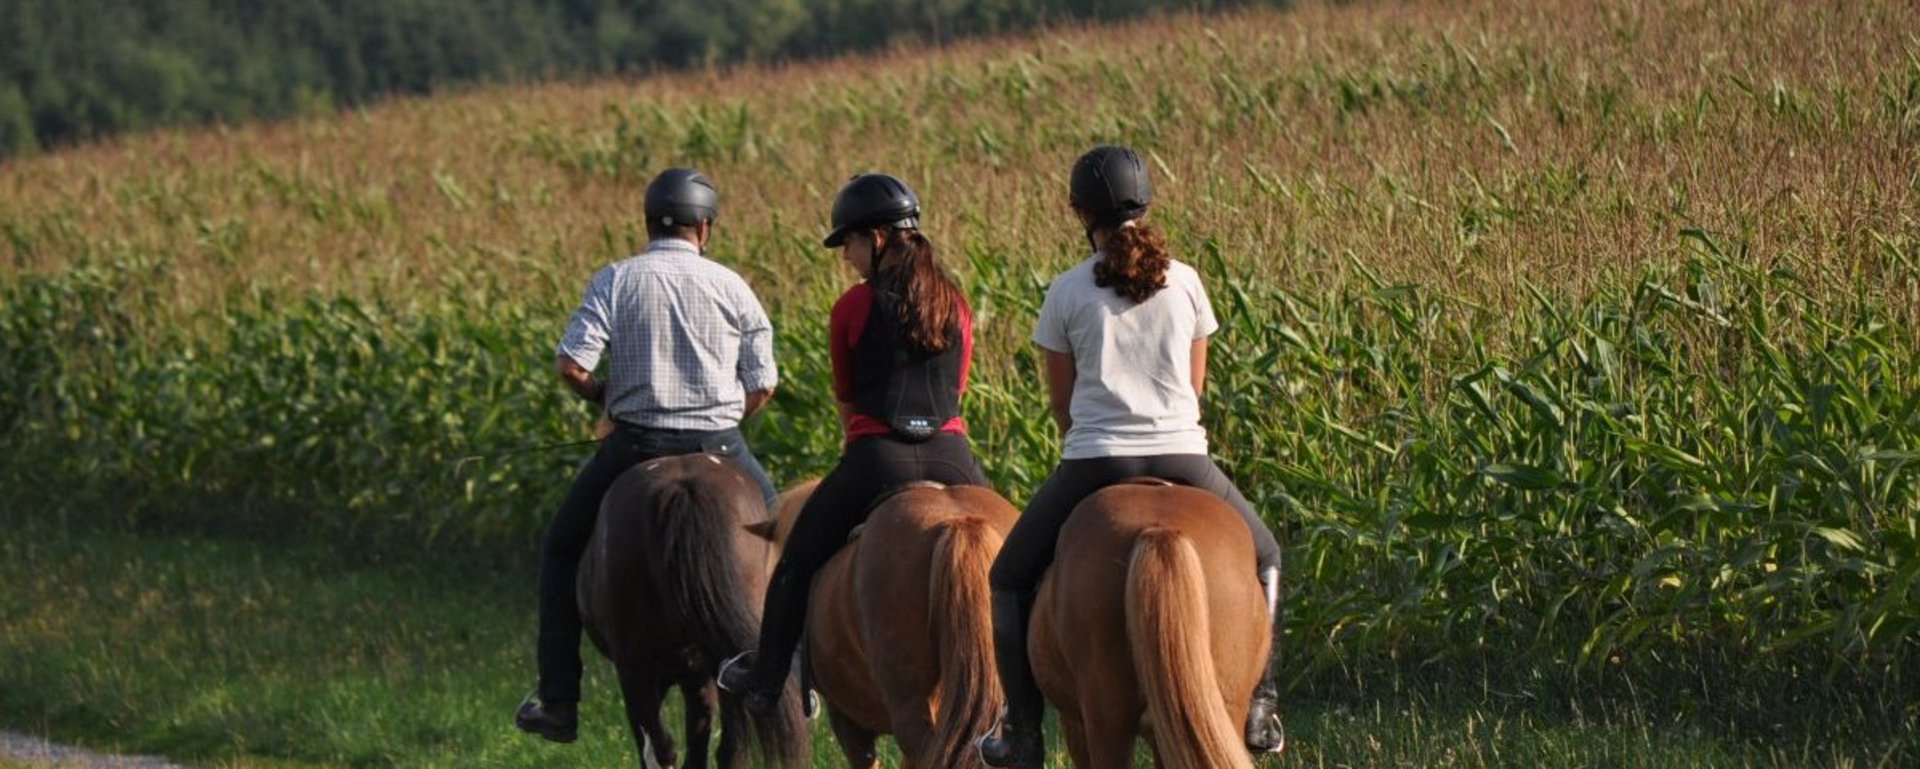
[1093,222,1171,303]
[871,228,965,352]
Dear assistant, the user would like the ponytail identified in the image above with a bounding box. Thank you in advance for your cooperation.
[1092,222,1171,303]
[872,229,965,352]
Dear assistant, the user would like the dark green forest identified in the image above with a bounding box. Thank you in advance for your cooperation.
[0,0,1280,157]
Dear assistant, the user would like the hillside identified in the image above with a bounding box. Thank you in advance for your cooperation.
[1,0,1279,156]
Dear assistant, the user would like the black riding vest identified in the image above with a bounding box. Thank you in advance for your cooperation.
[848,289,964,441]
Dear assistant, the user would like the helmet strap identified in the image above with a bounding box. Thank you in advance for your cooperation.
[693,220,712,254]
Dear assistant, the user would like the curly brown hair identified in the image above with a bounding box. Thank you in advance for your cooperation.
[1092,223,1171,303]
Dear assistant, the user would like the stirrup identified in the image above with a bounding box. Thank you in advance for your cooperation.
[972,709,1005,756]
[1245,704,1286,754]
[716,650,757,693]
[975,710,1043,768]
[719,650,788,716]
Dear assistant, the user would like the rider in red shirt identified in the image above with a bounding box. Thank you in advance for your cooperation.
[718,173,991,712]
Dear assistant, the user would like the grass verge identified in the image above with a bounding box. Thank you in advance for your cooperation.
[3,517,1910,768]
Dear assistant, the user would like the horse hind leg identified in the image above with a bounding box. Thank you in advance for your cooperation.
[884,703,935,769]
[1081,715,1141,769]
[827,707,880,769]
[1074,683,1146,769]
[615,667,677,769]
[681,678,718,769]
[1060,711,1094,769]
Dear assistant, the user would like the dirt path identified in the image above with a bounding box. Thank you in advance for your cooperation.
[0,732,181,769]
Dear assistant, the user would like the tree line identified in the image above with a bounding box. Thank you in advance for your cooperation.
[0,0,1282,158]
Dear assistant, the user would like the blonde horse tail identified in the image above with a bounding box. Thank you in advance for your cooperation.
[1126,528,1255,769]
[923,515,1006,768]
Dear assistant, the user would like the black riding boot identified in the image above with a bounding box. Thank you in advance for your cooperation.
[1245,565,1286,754]
[717,566,806,714]
[977,590,1045,768]
[514,692,578,743]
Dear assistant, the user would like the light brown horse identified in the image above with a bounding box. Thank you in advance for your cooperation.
[579,453,810,769]
[754,480,1018,768]
[1028,481,1269,769]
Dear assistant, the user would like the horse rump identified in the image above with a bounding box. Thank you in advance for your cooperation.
[1126,527,1253,769]
[594,453,809,768]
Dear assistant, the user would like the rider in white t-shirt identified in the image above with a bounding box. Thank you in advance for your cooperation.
[1033,252,1216,459]
[976,146,1286,768]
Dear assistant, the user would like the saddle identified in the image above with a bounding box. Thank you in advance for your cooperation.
[842,480,948,545]
[800,480,951,715]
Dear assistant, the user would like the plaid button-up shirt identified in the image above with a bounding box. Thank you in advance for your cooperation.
[556,238,778,431]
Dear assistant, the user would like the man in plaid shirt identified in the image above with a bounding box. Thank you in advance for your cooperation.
[515,168,780,743]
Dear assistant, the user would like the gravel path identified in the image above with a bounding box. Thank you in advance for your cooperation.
[0,732,182,768]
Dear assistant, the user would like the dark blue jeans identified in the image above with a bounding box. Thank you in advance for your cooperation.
[535,423,778,703]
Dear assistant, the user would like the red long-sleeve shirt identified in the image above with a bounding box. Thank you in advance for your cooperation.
[829,283,973,442]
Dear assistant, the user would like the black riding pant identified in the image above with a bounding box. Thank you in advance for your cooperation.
[750,432,989,683]
[537,423,778,703]
[988,454,1284,600]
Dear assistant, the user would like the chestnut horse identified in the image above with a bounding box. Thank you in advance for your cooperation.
[578,453,810,769]
[1028,481,1269,769]
[758,480,1018,768]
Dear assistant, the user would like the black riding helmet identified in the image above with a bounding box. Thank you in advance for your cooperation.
[824,173,921,247]
[1070,145,1153,227]
[644,167,719,228]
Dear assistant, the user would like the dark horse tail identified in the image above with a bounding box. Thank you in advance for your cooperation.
[642,459,808,768]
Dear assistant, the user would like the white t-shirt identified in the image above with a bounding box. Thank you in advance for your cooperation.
[1032,255,1219,459]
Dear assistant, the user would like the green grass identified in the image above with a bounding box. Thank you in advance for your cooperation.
[0,517,796,768]
[2,518,1910,768]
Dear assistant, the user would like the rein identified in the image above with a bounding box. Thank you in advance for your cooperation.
[452,437,603,476]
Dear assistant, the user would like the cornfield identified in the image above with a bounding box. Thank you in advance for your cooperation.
[3,0,1916,682]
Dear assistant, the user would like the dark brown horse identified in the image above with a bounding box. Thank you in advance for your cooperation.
[757,480,1018,768]
[1028,481,1268,769]
[578,453,810,769]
